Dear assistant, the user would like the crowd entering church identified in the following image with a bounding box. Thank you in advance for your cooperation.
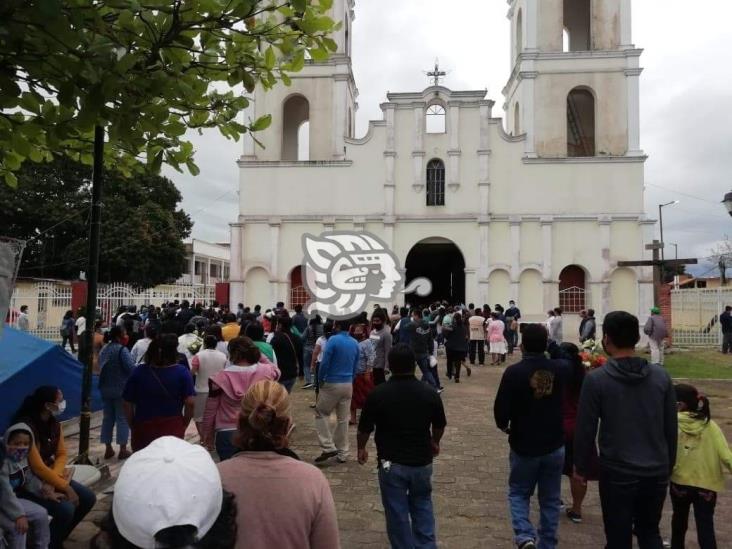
[2,298,732,549]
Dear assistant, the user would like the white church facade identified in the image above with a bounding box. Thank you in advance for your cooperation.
[229,0,655,326]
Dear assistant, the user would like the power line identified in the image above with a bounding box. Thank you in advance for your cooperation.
[645,182,719,205]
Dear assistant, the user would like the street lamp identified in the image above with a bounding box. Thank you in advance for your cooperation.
[723,191,732,217]
[658,200,679,262]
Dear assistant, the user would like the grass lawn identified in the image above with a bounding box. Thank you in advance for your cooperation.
[638,349,732,380]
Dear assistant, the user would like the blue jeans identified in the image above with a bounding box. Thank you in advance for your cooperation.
[280,377,296,393]
[215,430,238,461]
[22,479,96,549]
[508,447,564,549]
[378,463,437,549]
[416,356,438,389]
[101,397,129,445]
[303,348,314,384]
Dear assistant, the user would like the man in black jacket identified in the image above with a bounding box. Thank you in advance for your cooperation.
[574,311,677,549]
[720,305,732,353]
[494,324,568,549]
[270,315,302,393]
[407,309,438,390]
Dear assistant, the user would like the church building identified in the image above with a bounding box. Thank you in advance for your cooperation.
[229,0,655,329]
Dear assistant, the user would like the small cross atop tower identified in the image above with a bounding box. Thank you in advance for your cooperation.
[426,58,446,86]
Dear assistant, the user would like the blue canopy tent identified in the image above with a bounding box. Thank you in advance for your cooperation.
[0,326,102,433]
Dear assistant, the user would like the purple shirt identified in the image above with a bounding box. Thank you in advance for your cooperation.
[123,364,195,422]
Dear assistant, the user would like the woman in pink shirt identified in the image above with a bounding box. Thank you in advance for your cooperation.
[201,337,279,461]
[486,312,507,365]
[218,380,340,549]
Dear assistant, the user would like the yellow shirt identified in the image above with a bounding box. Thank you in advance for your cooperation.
[671,412,732,493]
[222,322,240,342]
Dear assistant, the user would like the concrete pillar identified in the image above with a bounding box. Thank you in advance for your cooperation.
[229,223,244,308]
[626,67,643,156]
[521,73,537,158]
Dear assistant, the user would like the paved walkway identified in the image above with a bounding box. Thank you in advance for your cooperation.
[65,356,732,548]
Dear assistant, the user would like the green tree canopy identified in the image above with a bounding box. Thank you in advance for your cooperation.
[0,155,193,287]
[0,0,337,186]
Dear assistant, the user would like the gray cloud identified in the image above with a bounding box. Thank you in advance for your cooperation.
[166,1,732,276]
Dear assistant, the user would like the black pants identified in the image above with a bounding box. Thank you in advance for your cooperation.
[598,469,667,549]
[61,333,76,353]
[722,332,732,354]
[670,482,717,549]
[468,339,484,365]
[373,368,386,386]
[506,329,518,354]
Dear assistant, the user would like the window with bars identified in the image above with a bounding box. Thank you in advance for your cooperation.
[426,159,445,206]
[558,265,587,313]
[426,104,446,134]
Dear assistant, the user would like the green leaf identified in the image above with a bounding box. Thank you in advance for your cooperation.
[116,53,139,74]
[185,159,200,176]
[292,0,306,12]
[265,46,276,70]
[4,171,18,188]
[250,114,272,132]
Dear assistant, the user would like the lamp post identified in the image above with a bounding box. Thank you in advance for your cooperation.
[723,191,732,217]
[658,200,679,262]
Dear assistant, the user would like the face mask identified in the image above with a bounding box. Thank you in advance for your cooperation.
[49,400,67,416]
[7,448,29,462]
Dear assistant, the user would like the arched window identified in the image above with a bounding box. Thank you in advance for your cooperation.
[426,159,445,206]
[516,9,523,59]
[563,0,591,51]
[282,95,309,161]
[289,266,311,309]
[297,121,309,161]
[514,102,521,135]
[425,104,446,134]
[559,265,587,313]
[567,87,595,157]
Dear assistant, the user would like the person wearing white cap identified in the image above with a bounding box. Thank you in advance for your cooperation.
[91,436,237,549]
[218,380,340,549]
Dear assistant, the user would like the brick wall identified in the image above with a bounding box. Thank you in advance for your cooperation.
[659,284,673,345]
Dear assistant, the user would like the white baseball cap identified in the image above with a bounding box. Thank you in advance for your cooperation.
[113,437,223,548]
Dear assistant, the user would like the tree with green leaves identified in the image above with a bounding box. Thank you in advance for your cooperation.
[0,155,193,287]
[0,0,337,186]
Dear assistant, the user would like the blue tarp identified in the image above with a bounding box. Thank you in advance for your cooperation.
[0,326,102,433]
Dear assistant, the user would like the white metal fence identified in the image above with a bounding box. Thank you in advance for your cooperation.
[9,280,216,343]
[671,287,730,347]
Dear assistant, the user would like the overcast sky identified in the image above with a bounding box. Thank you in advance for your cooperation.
[166,1,732,276]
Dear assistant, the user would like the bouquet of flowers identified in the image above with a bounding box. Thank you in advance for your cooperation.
[579,339,607,369]
[187,336,203,356]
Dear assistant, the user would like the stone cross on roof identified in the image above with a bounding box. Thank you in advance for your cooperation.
[426,58,446,87]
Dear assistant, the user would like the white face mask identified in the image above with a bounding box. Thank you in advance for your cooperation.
[49,400,67,416]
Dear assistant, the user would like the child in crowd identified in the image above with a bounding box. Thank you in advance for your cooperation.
[670,384,732,549]
[1,423,53,549]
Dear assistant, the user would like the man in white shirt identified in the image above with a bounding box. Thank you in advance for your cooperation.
[16,305,30,331]
[468,309,487,366]
[130,325,157,365]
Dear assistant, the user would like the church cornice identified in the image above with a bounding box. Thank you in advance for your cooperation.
[522,155,647,165]
[237,160,353,168]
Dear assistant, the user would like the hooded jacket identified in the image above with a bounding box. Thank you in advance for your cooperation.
[201,358,280,444]
[1,423,44,524]
[671,412,732,493]
[574,357,678,478]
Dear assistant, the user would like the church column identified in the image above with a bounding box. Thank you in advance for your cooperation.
[447,102,461,191]
[521,72,538,158]
[384,103,397,240]
[332,75,349,160]
[229,222,244,307]
[241,98,257,160]
[510,217,521,299]
[478,100,492,218]
[524,0,538,51]
[625,66,643,156]
[478,220,490,305]
[620,0,633,48]
[268,219,282,304]
[638,219,656,321]
[598,217,612,316]
[412,102,425,192]
[541,217,555,310]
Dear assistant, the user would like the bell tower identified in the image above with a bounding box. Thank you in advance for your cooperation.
[503,0,643,158]
[241,0,358,162]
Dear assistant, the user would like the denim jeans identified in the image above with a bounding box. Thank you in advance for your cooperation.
[101,397,129,445]
[416,356,438,388]
[23,480,96,549]
[215,430,238,461]
[508,447,564,549]
[598,468,667,549]
[378,463,437,549]
[303,348,314,384]
[280,377,296,393]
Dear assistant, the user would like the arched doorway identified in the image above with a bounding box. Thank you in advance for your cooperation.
[405,238,465,306]
[289,266,311,309]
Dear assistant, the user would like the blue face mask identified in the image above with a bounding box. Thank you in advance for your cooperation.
[7,447,29,462]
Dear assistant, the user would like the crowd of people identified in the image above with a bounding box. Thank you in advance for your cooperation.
[1,297,731,549]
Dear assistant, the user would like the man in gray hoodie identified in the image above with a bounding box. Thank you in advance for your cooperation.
[1,423,52,549]
[574,311,677,549]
